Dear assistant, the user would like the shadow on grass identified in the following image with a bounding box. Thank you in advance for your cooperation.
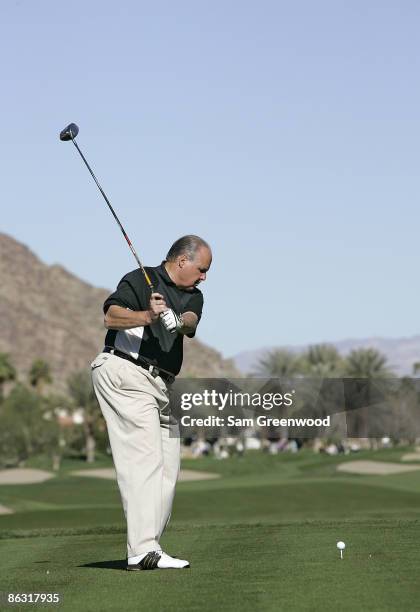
[80,559,127,571]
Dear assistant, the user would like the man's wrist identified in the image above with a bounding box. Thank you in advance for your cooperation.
[140,310,153,325]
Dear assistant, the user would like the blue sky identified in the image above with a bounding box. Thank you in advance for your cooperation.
[2,0,420,357]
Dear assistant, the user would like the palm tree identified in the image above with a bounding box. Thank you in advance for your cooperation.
[29,359,52,394]
[412,362,420,376]
[67,371,102,463]
[253,349,301,378]
[300,344,344,377]
[0,353,16,400]
[253,348,308,445]
[343,348,392,442]
[344,348,391,378]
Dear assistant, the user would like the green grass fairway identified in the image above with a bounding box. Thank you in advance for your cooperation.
[1,450,420,611]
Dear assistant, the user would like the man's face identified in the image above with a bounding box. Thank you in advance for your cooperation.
[176,246,212,290]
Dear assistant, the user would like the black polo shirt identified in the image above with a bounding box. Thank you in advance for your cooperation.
[103,263,203,375]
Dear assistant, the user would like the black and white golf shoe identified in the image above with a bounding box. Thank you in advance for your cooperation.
[127,551,190,571]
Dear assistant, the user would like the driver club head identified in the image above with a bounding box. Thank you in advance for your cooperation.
[60,123,79,141]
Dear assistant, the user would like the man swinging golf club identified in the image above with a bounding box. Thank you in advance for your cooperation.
[91,235,212,570]
[60,124,212,569]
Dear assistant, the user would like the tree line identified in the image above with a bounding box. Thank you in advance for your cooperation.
[253,345,402,378]
[0,354,104,470]
[253,346,420,442]
[0,346,419,469]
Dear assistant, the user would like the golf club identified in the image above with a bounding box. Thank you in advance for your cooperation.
[59,123,155,293]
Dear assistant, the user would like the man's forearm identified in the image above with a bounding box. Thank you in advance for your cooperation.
[104,305,153,330]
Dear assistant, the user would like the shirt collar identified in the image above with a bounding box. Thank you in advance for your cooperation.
[156,261,176,286]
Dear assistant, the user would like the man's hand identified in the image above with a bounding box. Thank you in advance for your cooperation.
[149,293,168,322]
[160,309,184,334]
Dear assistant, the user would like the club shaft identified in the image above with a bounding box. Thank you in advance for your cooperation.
[71,139,154,292]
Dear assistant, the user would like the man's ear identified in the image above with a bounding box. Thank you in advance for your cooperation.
[178,255,188,268]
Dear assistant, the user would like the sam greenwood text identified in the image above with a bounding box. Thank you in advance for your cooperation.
[180,416,331,427]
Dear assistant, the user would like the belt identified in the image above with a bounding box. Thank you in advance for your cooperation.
[103,347,175,384]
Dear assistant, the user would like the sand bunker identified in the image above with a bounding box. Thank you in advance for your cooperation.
[0,504,13,514]
[337,460,420,475]
[0,468,54,485]
[70,468,117,480]
[401,453,420,462]
[70,468,220,481]
[179,469,220,481]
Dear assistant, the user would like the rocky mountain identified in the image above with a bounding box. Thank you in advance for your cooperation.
[0,233,238,392]
[233,336,420,376]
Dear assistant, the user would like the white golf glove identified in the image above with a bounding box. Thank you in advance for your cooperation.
[160,309,184,334]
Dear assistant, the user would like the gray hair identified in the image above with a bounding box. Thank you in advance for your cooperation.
[166,235,210,262]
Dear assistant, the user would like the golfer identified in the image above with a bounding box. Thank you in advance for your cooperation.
[91,235,212,570]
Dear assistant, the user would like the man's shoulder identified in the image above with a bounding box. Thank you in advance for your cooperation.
[123,266,154,279]
[123,267,144,281]
[121,267,159,288]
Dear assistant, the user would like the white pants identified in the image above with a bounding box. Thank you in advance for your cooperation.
[91,352,180,557]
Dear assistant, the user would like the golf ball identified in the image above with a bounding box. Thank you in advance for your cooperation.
[337,541,346,550]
